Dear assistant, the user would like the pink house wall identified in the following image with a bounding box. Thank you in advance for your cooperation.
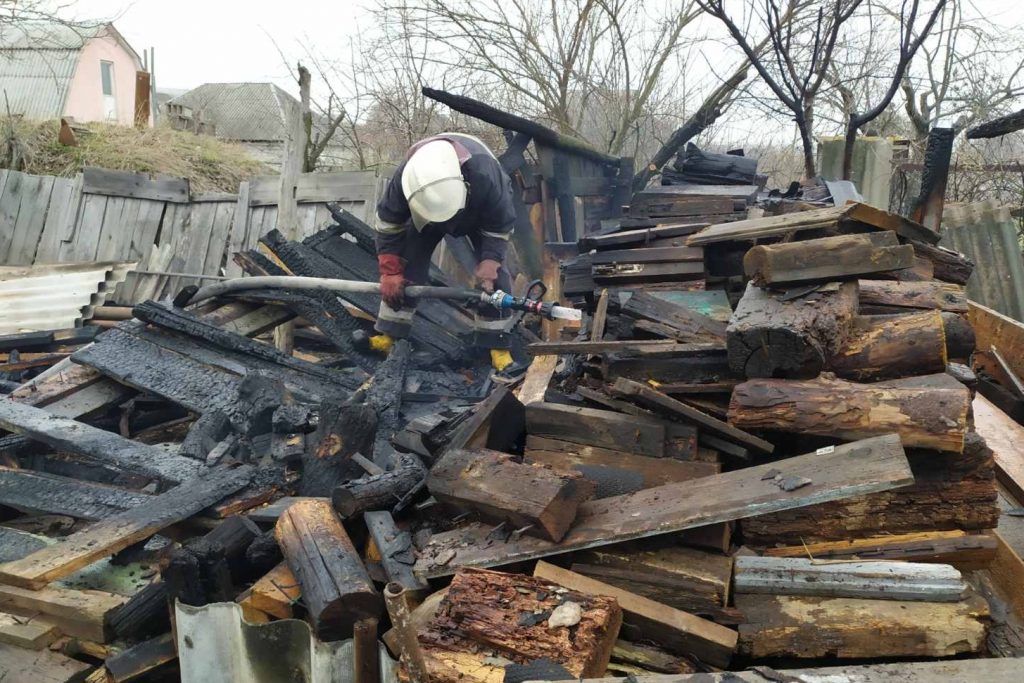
[64,33,146,125]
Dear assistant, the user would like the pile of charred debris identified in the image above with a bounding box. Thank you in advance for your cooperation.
[0,169,1023,683]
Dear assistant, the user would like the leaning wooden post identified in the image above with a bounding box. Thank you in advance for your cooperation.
[352,617,380,683]
[274,63,311,354]
[384,582,429,683]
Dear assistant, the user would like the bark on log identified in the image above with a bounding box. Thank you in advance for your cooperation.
[275,498,381,640]
[331,452,425,518]
[827,311,947,381]
[428,448,596,542]
[726,282,859,378]
[942,311,976,360]
[857,279,967,313]
[728,374,970,452]
[744,232,914,286]
[911,242,974,284]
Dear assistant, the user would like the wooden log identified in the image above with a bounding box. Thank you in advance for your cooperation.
[744,232,915,285]
[726,281,858,379]
[736,592,988,659]
[414,435,912,578]
[762,530,998,570]
[728,374,970,452]
[331,452,425,518]
[0,398,203,485]
[733,556,966,601]
[621,292,726,345]
[274,498,381,640]
[943,311,976,359]
[533,561,736,667]
[826,311,947,381]
[857,279,967,312]
[610,378,774,454]
[0,466,252,590]
[420,567,622,682]
[524,435,719,494]
[570,544,735,622]
[428,448,595,542]
[911,241,973,284]
[364,511,429,593]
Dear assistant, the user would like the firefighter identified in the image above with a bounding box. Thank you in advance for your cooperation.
[370,133,517,371]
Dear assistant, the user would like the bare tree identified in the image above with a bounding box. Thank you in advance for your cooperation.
[837,0,947,178]
[378,0,702,156]
[697,0,858,179]
[900,0,1024,150]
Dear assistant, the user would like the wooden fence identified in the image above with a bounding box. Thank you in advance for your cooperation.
[0,166,385,304]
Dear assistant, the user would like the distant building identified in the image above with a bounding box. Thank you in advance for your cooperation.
[0,21,147,125]
[166,83,353,170]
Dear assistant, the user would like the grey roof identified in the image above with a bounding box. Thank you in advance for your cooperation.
[167,83,301,141]
[0,21,141,120]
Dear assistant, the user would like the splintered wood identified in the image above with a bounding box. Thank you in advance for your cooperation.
[419,568,621,683]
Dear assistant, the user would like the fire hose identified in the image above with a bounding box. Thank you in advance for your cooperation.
[187,276,582,321]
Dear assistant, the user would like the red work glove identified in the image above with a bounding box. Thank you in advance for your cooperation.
[474,258,501,293]
[378,253,407,309]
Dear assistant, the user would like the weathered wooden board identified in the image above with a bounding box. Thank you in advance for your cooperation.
[0,581,126,642]
[763,530,998,569]
[0,466,252,590]
[534,561,736,667]
[0,641,92,682]
[526,402,669,457]
[733,556,966,601]
[518,354,558,404]
[974,393,1024,506]
[0,398,203,484]
[736,592,988,658]
[414,434,912,577]
[82,166,189,203]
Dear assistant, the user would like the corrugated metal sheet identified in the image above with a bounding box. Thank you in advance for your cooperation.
[0,21,104,49]
[0,261,134,334]
[0,48,79,119]
[167,83,296,141]
[176,602,398,683]
[941,201,1024,323]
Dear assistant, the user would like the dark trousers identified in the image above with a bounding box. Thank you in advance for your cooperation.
[376,227,513,347]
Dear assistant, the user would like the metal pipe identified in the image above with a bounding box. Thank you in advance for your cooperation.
[189,276,484,306]
[383,582,429,683]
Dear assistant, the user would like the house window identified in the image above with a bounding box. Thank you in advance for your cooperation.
[100,61,116,120]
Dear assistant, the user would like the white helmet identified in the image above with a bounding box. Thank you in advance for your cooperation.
[401,139,468,230]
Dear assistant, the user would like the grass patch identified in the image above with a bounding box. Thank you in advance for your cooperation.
[0,118,270,192]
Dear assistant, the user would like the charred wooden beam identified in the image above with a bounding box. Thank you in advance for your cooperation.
[910,127,956,231]
[332,452,425,518]
[364,511,428,593]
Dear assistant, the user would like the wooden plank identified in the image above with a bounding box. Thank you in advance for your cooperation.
[989,531,1024,621]
[622,292,727,344]
[517,354,558,404]
[0,582,126,642]
[82,167,189,203]
[414,434,912,577]
[974,393,1024,512]
[579,222,708,251]
[763,530,998,569]
[736,592,987,658]
[686,205,846,245]
[0,466,251,590]
[0,613,60,649]
[611,378,774,454]
[0,398,203,484]
[844,201,940,244]
[0,641,92,682]
[528,340,680,355]
[534,561,736,667]
[592,260,703,284]
[526,402,668,457]
[224,180,251,278]
[0,466,151,520]
[524,435,719,491]
[364,511,430,593]
[538,658,1024,682]
[733,556,966,601]
[33,176,77,264]
[8,174,54,265]
[591,288,609,341]
[248,171,379,206]
[590,246,703,265]
[970,300,1024,380]
[63,193,107,262]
